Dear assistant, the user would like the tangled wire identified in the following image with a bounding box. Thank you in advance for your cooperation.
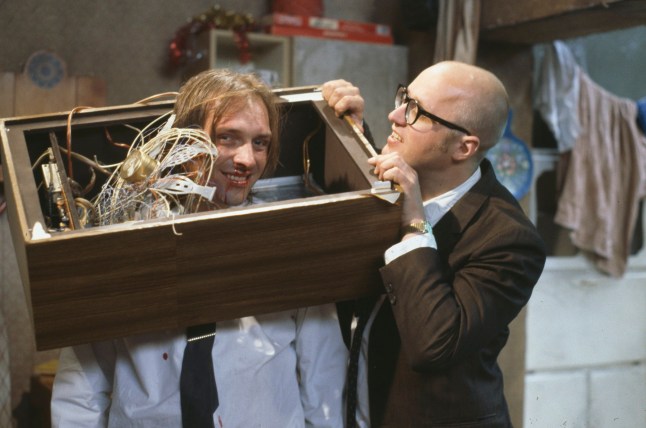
[93,113,219,226]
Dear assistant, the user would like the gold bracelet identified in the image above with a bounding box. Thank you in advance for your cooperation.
[401,220,432,235]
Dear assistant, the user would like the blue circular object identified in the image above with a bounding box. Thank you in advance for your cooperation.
[486,113,533,200]
[26,51,66,89]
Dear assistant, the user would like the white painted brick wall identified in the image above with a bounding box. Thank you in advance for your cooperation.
[589,365,646,427]
[524,238,646,427]
[526,260,646,371]
[524,370,588,427]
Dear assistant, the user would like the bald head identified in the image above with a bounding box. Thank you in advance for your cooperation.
[416,61,509,152]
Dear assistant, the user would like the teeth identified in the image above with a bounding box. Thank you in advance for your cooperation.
[226,174,247,182]
[391,132,402,142]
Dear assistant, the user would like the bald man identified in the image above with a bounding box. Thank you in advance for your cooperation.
[323,61,546,427]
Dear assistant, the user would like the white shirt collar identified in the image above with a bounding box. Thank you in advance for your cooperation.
[423,166,482,226]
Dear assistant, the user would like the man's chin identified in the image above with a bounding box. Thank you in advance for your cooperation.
[223,190,251,207]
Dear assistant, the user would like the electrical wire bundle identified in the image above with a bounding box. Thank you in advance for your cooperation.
[93,113,219,226]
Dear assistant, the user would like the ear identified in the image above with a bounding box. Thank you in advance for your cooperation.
[452,135,480,161]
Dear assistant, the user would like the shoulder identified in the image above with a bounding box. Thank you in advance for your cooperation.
[438,162,546,270]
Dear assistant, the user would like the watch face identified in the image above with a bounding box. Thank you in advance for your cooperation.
[486,136,533,200]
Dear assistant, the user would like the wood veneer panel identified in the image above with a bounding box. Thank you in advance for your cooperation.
[1,95,402,350]
[175,193,399,326]
[26,224,177,349]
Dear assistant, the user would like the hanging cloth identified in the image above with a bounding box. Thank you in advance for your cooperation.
[433,0,480,64]
[553,67,646,277]
[533,41,582,153]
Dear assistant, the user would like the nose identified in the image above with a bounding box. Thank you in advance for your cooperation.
[232,141,256,169]
[388,103,406,126]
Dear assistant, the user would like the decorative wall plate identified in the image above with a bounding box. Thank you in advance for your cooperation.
[25,50,67,89]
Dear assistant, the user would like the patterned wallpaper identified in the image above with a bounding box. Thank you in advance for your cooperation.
[0,0,385,107]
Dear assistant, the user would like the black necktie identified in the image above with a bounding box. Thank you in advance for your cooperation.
[346,298,375,428]
[180,323,218,428]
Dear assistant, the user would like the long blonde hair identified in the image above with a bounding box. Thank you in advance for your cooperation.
[174,69,281,176]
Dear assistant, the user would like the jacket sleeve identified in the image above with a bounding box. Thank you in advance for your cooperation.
[379,218,546,372]
[51,341,116,427]
[294,304,349,428]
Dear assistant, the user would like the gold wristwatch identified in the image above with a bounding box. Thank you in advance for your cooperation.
[401,220,432,235]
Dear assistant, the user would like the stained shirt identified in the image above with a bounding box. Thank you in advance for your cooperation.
[51,305,348,428]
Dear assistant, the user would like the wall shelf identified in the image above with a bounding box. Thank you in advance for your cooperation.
[185,29,291,88]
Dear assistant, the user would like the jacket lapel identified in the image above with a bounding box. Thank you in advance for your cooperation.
[434,159,497,253]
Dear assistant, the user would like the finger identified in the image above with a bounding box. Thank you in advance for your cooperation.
[320,79,351,102]
[322,84,363,115]
[328,87,359,108]
[376,160,400,182]
[333,94,364,120]
[380,165,402,184]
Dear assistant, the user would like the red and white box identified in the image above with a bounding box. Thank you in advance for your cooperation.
[263,13,394,45]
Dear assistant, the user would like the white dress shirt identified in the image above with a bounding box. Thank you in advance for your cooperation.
[51,305,348,428]
[353,167,482,428]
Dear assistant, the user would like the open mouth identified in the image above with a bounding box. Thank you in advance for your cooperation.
[389,131,403,143]
[224,172,251,187]
[207,169,254,189]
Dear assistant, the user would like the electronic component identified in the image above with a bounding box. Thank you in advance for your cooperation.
[41,149,71,231]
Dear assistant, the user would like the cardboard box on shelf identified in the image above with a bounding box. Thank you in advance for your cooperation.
[263,13,394,44]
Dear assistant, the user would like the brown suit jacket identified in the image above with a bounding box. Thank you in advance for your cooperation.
[365,159,546,427]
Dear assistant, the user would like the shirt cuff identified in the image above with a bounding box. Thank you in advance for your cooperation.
[384,232,437,264]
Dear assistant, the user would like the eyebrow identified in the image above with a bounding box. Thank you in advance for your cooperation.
[214,126,272,138]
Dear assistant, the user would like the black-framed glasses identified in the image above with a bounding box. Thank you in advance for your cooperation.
[395,84,471,135]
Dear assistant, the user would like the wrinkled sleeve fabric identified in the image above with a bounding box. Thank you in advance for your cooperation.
[51,342,116,428]
[294,304,348,428]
